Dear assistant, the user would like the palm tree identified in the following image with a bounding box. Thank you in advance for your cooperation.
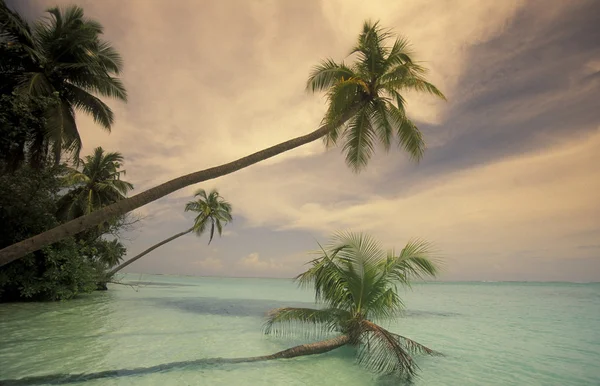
[56,147,133,221]
[252,232,441,379]
[108,188,232,275]
[0,21,444,267]
[0,2,126,164]
[94,239,127,268]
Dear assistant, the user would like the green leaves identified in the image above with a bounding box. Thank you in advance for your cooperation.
[356,320,416,376]
[264,307,350,339]
[297,232,439,320]
[1,3,126,165]
[308,19,445,172]
[184,188,233,244]
[266,232,442,378]
[57,147,133,221]
[306,59,355,93]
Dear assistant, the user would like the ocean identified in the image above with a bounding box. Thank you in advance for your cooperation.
[1,275,599,385]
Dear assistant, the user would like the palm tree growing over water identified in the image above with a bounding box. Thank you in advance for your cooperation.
[0,20,445,268]
[108,188,232,275]
[255,231,441,378]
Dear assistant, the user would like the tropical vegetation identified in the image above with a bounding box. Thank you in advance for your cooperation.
[0,1,126,166]
[109,188,232,275]
[227,232,441,379]
[0,19,445,268]
[0,156,133,301]
[56,147,133,222]
[0,1,131,301]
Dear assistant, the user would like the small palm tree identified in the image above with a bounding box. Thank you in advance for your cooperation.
[108,188,232,275]
[0,2,126,163]
[258,231,441,378]
[57,147,133,221]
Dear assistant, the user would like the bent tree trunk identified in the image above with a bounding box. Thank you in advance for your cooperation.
[233,335,350,363]
[107,227,194,276]
[0,110,357,267]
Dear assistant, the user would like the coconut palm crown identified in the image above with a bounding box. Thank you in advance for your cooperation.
[57,146,133,220]
[265,231,441,378]
[307,20,445,171]
[0,2,127,163]
[185,188,233,244]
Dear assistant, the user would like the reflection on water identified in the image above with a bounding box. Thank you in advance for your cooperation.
[1,275,599,386]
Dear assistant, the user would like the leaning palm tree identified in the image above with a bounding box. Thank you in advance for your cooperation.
[0,21,444,268]
[0,2,126,163]
[57,146,133,221]
[255,231,441,378]
[108,189,232,275]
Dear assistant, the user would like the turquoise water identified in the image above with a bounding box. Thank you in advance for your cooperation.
[1,275,599,385]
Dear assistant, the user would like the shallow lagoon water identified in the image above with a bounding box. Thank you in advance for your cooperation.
[1,275,599,385]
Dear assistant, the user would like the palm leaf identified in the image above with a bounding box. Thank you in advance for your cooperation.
[342,104,376,172]
[386,104,425,161]
[264,307,349,339]
[371,98,394,151]
[306,59,355,93]
[357,320,417,377]
[62,83,114,130]
[390,332,443,356]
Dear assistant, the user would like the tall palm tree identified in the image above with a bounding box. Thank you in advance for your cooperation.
[0,2,126,164]
[108,189,232,275]
[57,146,133,221]
[245,232,441,379]
[0,21,445,267]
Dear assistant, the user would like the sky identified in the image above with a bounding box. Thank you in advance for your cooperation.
[11,0,600,281]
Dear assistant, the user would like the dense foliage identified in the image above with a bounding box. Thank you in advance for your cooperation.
[0,1,126,166]
[0,1,130,302]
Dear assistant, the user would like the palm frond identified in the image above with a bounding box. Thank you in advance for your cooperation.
[322,78,365,147]
[95,40,123,74]
[380,66,446,100]
[384,37,415,67]
[68,73,127,101]
[371,98,394,151]
[208,220,215,244]
[390,332,443,356]
[350,20,393,78]
[264,307,349,339]
[342,104,376,172]
[357,320,417,377]
[16,72,54,97]
[62,83,114,130]
[306,59,355,93]
[43,99,79,163]
[0,1,39,59]
[386,104,425,161]
[382,239,440,286]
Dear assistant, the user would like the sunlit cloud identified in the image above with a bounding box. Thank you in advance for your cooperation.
[11,0,599,281]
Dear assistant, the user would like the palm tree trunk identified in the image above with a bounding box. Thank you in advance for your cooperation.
[0,109,359,267]
[0,335,351,384]
[107,227,193,276]
[231,335,350,363]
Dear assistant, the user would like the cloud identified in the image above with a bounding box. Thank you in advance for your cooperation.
[238,253,282,272]
[192,256,224,273]
[9,0,599,281]
[220,128,600,279]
